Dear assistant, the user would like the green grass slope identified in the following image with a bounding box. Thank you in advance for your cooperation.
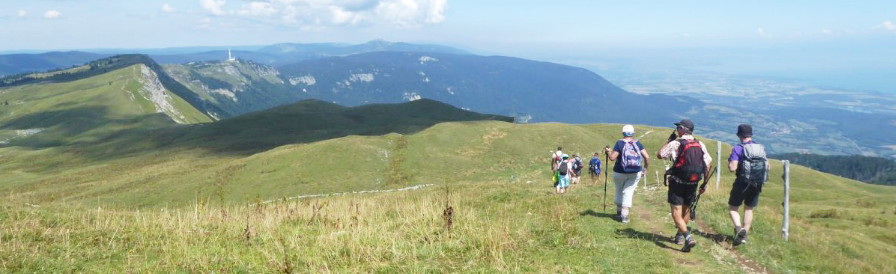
[0,64,210,148]
[0,119,893,272]
[171,98,514,153]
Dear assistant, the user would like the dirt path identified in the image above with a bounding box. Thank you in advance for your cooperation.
[631,186,768,273]
[692,218,768,273]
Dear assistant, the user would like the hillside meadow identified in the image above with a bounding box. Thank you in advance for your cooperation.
[1,121,894,272]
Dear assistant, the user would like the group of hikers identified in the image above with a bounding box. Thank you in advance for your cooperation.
[550,119,769,252]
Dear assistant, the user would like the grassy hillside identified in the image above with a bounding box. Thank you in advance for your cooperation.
[0,118,893,272]
[0,64,891,271]
[0,64,210,149]
[770,153,896,185]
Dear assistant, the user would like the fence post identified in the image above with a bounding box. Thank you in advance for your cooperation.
[782,160,790,242]
[717,141,722,189]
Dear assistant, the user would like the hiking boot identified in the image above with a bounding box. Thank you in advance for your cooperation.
[674,231,685,245]
[734,227,747,246]
[621,215,630,223]
[682,235,697,252]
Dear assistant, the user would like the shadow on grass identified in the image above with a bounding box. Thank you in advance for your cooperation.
[615,228,680,251]
[692,229,733,245]
[1,99,515,163]
[579,209,617,219]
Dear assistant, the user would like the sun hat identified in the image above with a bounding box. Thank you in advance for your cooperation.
[622,124,635,137]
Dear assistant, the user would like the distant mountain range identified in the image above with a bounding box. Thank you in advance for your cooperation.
[1,40,894,159]
[0,40,466,77]
[0,51,109,77]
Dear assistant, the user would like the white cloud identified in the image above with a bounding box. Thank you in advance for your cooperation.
[757,27,768,37]
[821,28,832,35]
[43,10,62,19]
[200,0,447,28]
[376,0,446,26]
[200,0,228,16]
[873,20,896,31]
[17,10,27,18]
[238,1,277,17]
[162,4,176,13]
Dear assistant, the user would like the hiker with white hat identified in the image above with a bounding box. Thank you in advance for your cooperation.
[604,124,650,223]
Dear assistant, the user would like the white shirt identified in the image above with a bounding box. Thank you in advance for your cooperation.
[659,135,712,167]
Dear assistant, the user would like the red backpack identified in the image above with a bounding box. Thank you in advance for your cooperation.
[666,139,706,184]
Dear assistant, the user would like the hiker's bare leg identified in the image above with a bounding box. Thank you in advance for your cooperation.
[729,205,743,228]
[743,206,754,231]
[671,205,689,233]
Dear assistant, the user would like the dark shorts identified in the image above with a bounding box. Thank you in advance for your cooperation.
[728,180,762,208]
[668,181,698,206]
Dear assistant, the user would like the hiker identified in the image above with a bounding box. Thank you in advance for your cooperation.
[589,152,602,183]
[657,119,712,252]
[551,146,564,171]
[727,124,769,246]
[556,154,575,194]
[604,125,650,223]
[550,146,564,186]
[572,153,584,184]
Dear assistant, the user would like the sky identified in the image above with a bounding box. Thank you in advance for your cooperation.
[3,0,896,91]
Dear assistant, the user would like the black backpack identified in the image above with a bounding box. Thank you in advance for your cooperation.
[737,143,769,187]
[558,161,569,175]
[666,139,706,184]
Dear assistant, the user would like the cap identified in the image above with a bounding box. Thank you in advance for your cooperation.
[562,154,569,159]
[737,124,753,137]
[674,119,695,132]
[622,124,635,137]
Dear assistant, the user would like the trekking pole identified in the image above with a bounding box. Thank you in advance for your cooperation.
[690,165,717,221]
[603,145,609,212]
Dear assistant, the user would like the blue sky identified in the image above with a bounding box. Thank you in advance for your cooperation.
[3,1,895,91]
[3,1,895,53]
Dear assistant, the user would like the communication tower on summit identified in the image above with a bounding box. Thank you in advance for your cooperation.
[227,49,236,62]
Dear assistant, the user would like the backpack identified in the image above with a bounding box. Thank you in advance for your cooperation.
[558,161,569,175]
[573,158,583,171]
[666,139,706,184]
[737,143,769,187]
[620,140,643,173]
